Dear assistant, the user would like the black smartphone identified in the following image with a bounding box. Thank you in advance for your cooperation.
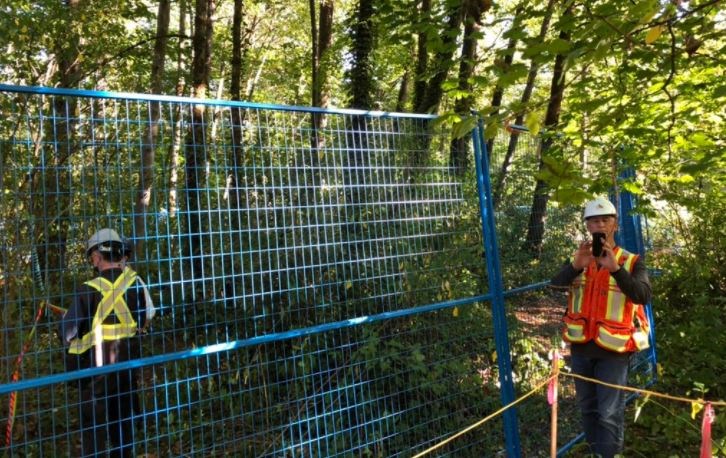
[592,232,606,257]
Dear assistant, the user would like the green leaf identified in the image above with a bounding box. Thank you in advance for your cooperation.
[713,85,726,100]
[553,187,591,205]
[452,116,478,139]
[637,0,660,25]
[547,38,572,54]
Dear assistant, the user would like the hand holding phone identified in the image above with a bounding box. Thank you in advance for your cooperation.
[591,232,606,257]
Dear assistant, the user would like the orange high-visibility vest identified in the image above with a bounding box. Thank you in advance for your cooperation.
[68,267,139,355]
[563,247,650,353]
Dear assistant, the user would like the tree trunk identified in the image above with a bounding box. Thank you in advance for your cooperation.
[35,0,83,291]
[168,0,189,220]
[229,0,249,219]
[524,5,572,257]
[349,0,374,110]
[395,70,410,112]
[307,0,333,191]
[134,0,170,261]
[184,0,215,281]
[412,1,463,168]
[415,3,464,114]
[485,5,522,157]
[493,0,555,209]
[412,0,431,114]
[449,1,488,175]
[311,0,334,151]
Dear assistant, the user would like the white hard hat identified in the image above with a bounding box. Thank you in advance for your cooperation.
[86,228,124,257]
[583,197,617,220]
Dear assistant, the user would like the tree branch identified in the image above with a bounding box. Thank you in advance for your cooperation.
[79,33,191,85]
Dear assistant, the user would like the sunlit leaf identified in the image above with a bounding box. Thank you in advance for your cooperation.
[525,112,542,136]
[690,133,714,147]
[691,401,704,420]
[645,25,663,44]
[676,174,695,184]
[553,188,591,205]
[622,181,643,195]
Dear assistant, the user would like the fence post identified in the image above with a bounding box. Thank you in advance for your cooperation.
[472,119,522,457]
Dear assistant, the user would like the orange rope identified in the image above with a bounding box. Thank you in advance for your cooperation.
[5,301,66,447]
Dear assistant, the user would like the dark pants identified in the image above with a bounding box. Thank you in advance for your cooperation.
[571,350,630,458]
[78,370,138,457]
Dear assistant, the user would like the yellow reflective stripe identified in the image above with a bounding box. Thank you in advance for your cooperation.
[569,267,585,314]
[565,323,586,342]
[89,268,138,328]
[604,251,636,323]
[605,280,625,322]
[596,327,629,353]
[623,253,636,271]
[68,268,138,354]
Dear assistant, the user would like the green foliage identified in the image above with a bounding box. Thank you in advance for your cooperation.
[626,187,726,455]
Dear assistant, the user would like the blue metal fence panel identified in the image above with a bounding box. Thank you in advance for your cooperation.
[0,85,511,456]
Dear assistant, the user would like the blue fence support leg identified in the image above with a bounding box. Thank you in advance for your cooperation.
[472,120,522,457]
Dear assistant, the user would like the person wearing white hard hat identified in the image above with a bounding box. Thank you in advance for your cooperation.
[551,197,652,458]
[60,228,154,457]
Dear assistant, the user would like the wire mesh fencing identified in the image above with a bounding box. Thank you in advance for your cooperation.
[1,85,511,457]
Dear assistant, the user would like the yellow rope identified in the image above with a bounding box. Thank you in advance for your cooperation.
[411,369,724,458]
[411,375,555,458]
[561,371,726,407]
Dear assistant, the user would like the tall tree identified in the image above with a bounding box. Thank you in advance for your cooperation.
[411,0,465,168]
[412,0,431,113]
[33,0,84,290]
[348,0,375,110]
[229,0,249,210]
[345,0,375,223]
[415,2,464,114]
[310,0,334,159]
[524,4,572,257]
[311,0,334,110]
[168,0,190,220]
[492,0,555,209]
[485,4,523,158]
[184,0,216,281]
[135,0,171,261]
[449,0,489,174]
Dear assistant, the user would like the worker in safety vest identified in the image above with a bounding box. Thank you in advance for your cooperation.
[551,197,652,458]
[60,228,154,458]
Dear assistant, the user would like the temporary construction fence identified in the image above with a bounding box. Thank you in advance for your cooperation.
[0,84,656,457]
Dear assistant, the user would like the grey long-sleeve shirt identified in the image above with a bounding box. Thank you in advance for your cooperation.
[550,255,652,305]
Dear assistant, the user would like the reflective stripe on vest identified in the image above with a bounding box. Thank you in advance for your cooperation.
[68,267,139,355]
[596,326,630,353]
[604,252,636,323]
